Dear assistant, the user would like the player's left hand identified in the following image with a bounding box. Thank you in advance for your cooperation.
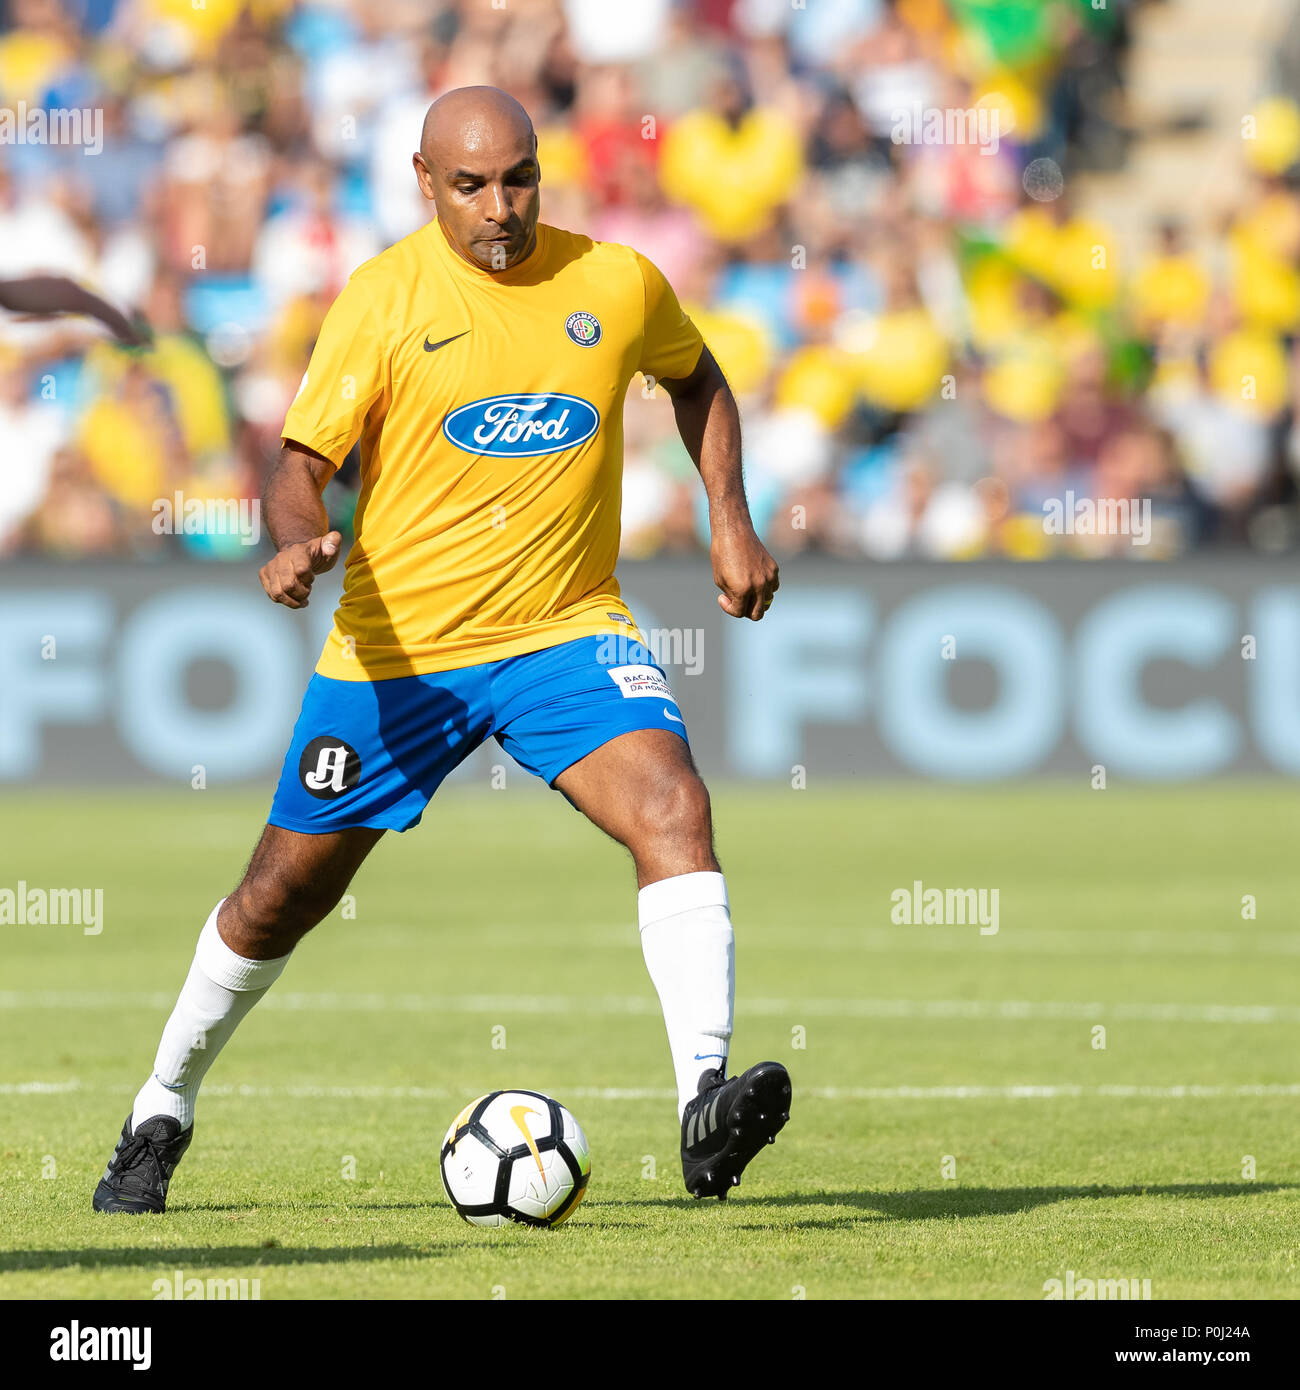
[712,524,779,621]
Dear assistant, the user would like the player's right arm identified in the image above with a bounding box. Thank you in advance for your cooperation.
[0,274,150,346]
[258,443,341,609]
[260,269,388,610]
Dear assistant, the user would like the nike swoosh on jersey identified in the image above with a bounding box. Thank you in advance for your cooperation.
[663,707,685,723]
[424,330,471,352]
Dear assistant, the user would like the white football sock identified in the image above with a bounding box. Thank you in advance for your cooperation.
[638,871,735,1119]
[131,900,291,1131]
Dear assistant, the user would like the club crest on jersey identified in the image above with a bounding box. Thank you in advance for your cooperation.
[442,393,600,458]
[565,310,601,347]
[299,736,361,799]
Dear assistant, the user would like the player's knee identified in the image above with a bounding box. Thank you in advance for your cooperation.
[641,773,713,855]
[227,865,341,949]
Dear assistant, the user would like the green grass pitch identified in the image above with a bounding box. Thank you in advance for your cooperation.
[1,781,1298,1299]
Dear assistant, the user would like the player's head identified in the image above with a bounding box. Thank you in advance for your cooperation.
[414,86,541,272]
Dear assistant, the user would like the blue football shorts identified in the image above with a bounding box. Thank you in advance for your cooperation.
[267,635,689,833]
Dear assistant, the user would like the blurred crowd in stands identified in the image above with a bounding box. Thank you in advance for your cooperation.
[2,0,1300,561]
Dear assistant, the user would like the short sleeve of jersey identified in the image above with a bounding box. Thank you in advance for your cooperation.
[282,272,387,467]
[635,251,705,384]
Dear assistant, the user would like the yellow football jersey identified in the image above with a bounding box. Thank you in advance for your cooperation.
[282,218,705,680]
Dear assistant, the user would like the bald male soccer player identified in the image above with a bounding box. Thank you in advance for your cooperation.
[94,87,789,1214]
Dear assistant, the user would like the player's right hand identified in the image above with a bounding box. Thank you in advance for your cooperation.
[259,531,342,609]
[115,311,154,349]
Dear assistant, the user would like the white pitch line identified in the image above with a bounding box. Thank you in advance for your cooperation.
[818,1083,1300,1100]
[800,929,1300,958]
[4,1080,1300,1102]
[1,991,1298,1025]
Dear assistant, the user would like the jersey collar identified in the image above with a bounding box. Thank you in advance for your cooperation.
[430,217,546,284]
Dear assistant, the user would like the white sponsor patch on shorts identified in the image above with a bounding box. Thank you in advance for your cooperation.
[606,664,674,700]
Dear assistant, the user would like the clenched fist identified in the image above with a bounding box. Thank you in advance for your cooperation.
[259,531,342,609]
[712,524,780,621]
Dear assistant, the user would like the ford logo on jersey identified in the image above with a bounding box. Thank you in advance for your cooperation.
[442,392,600,458]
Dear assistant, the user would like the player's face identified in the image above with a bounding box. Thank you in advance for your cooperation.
[417,135,541,271]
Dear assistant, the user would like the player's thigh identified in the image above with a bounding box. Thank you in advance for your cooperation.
[553,727,715,855]
[221,822,385,956]
[492,635,712,863]
[493,634,692,791]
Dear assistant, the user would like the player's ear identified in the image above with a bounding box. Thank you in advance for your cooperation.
[412,151,435,202]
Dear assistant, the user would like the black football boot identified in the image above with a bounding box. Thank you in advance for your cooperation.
[681,1060,791,1200]
[93,1113,193,1214]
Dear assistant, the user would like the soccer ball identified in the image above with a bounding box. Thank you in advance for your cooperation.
[440,1089,591,1228]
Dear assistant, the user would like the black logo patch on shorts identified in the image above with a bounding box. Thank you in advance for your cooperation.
[299,737,361,799]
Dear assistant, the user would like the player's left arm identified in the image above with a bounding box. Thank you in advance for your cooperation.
[659,345,779,622]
